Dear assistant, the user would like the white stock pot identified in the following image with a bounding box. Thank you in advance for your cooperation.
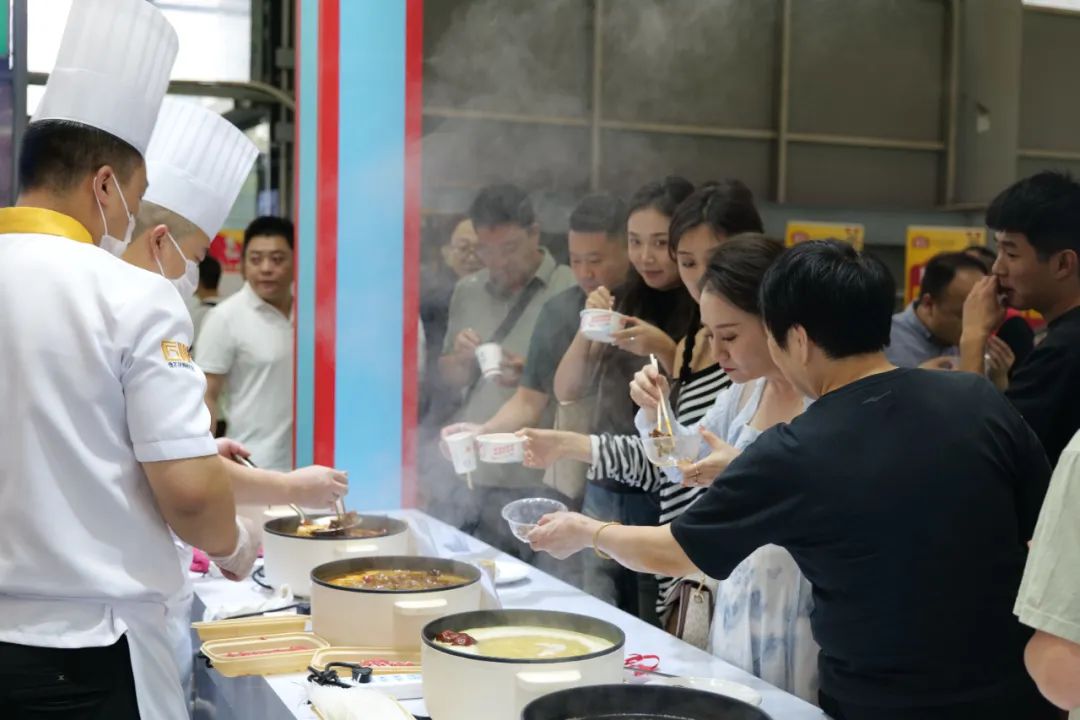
[262,514,410,597]
[421,609,626,720]
[310,556,483,649]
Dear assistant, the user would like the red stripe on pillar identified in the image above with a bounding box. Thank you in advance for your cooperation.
[313,0,340,467]
[401,0,424,507]
[291,0,302,470]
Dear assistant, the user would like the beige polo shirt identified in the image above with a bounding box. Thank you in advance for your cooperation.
[443,249,576,487]
[1015,430,1080,719]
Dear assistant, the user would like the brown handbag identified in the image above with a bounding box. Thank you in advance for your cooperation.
[663,575,716,650]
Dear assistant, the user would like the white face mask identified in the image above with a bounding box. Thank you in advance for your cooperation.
[155,232,200,299]
[95,175,135,257]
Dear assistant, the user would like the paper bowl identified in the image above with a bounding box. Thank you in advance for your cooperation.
[476,433,526,464]
[579,309,625,343]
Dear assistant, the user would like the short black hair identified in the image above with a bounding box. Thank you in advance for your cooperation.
[761,240,894,358]
[963,244,996,271]
[442,213,469,242]
[919,251,987,302]
[700,233,784,315]
[19,120,143,193]
[569,193,627,239]
[199,255,222,291]
[627,176,695,221]
[468,183,535,230]
[669,180,765,257]
[244,215,294,251]
[986,171,1080,264]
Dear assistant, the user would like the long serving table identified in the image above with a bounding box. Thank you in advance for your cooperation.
[190,509,824,720]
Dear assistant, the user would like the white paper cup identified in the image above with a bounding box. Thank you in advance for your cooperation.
[579,309,625,343]
[476,433,526,464]
[475,343,503,378]
[445,431,478,474]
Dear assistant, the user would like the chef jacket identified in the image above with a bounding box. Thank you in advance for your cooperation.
[0,207,217,719]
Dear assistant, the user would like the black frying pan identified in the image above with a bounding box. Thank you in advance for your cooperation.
[521,684,775,720]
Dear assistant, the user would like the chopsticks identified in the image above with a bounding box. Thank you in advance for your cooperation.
[649,354,673,436]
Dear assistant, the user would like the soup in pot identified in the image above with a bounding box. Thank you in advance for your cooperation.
[330,568,470,591]
[434,626,612,659]
[294,524,388,539]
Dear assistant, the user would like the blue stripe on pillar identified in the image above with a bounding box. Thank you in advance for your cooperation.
[294,0,320,468]
[335,1,407,510]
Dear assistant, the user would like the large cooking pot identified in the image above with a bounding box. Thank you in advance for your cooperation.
[310,556,482,649]
[521,683,775,720]
[262,514,410,597]
[422,609,625,720]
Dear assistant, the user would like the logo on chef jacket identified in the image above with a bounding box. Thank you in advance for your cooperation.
[161,340,195,369]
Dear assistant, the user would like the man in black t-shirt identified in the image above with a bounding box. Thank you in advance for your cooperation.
[446,193,630,436]
[529,241,1055,719]
[960,171,1080,465]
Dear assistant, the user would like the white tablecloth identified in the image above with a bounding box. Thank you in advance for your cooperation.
[191,509,824,719]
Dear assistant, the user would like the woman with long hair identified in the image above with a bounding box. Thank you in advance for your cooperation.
[522,180,766,623]
[531,236,820,703]
[534,176,697,621]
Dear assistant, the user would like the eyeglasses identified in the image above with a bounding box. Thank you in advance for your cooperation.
[476,238,525,261]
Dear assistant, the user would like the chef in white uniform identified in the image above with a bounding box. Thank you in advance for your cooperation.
[0,2,258,718]
[121,97,350,700]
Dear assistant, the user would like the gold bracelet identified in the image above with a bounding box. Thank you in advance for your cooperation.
[592,521,621,560]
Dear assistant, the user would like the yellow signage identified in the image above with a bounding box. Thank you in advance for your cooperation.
[784,221,865,251]
[904,226,987,304]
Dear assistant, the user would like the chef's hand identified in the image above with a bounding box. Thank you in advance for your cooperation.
[438,422,482,460]
[919,356,957,371]
[963,276,1007,339]
[527,511,600,559]
[585,286,614,311]
[677,428,739,488]
[611,318,674,360]
[629,362,670,423]
[496,349,525,388]
[216,437,251,460]
[211,517,260,582]
[985,335,1015,391]
[518,428,587,469]
[286,465,349,509]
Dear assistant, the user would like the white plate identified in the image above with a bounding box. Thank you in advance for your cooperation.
[646,676,762,706]
[493,560,529,585]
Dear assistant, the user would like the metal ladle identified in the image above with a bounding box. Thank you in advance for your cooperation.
[232,453,358,535]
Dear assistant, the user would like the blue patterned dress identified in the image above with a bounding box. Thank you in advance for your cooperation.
[637,379,820,703]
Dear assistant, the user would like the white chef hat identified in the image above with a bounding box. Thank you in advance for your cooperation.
[143,98,260,238]
[31,0,179,155]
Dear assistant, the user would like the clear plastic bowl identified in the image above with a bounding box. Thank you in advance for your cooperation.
[501,497,568,543]
[642,433,701,468]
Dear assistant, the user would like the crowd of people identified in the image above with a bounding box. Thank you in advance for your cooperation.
[5,1,1079,717]
[420,172,1080,718]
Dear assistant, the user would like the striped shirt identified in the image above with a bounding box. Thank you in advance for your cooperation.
[658,364,732,523]
[586,361,731,615]
[655,363,731,615]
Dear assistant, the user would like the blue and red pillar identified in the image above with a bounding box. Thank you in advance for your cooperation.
[295,0,423,510]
